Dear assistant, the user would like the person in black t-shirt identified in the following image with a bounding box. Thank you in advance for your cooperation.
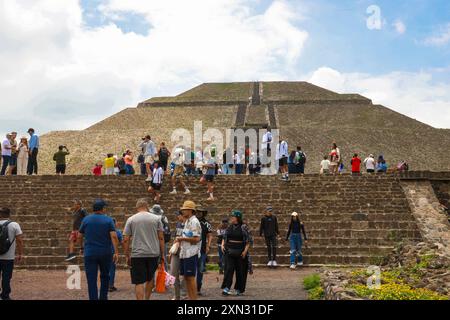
[65,200,87,262]
[195,207,212,296]
[259,205,279,267]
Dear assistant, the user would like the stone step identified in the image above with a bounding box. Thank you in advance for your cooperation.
[16,254,386,267]
[23,245,394,256]
[23,237,422,247]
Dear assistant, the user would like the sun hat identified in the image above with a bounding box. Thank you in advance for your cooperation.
[291,211,299,217]
[180,200,196,211]
[231,210,242,219]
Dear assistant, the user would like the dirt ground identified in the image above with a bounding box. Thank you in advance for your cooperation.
[8,267,316,300]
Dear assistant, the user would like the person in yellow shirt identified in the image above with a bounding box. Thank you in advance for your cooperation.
[104,154,115,175]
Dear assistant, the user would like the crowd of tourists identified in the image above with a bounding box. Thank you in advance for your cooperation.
[0,129,39,176]
[0,197,311,300]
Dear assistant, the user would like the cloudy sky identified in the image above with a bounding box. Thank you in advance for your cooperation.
[1,0,449,138]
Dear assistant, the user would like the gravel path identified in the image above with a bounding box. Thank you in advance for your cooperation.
[9,267,316,300]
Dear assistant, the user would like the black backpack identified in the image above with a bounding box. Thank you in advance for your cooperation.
[297,151,306,164]
[161,216,171,243]
[0,221,14,255]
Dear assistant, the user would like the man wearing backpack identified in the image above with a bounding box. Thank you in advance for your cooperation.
[0,207,24,300]
[295,146,307,174]
[158,142,171,174]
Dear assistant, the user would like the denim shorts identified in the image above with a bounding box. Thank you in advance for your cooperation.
[9,155,17,166]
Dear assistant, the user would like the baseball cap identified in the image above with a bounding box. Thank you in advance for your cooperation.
[231,210,242,219]
[93,199,108,212]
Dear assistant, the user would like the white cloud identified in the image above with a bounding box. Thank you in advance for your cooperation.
[309,67,450,129]
[424,23,450,46]
[393,20,406,35]
[0,0,308,135]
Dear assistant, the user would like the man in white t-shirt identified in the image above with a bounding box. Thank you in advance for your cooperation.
[364,154,376,173]
[1,134,12,176]
[0,207,24,300]
[320,155,331,174]
[148,161,164,203]
[276,137,289,181]
[260,127,273,171]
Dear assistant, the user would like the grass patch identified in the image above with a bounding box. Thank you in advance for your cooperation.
[206,264,221,272]
[303,274,324,300]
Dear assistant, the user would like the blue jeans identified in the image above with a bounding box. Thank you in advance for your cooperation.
[0,260,14,300]
[1,156,11,175]
[289,233,303,265]
[235,164,244,174]
[218,245,224,271]
[125,164,135,175]
[196,253,207,292]
[109,262,116,288]
[84,254,112,300]
[222,164,234,175]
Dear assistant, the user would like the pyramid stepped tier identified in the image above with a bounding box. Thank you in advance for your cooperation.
[0,174,423,269]
[36,81,450,175]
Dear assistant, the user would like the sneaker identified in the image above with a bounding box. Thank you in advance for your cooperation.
[290,264,296,270]
[267,261,273,267]
[184,189,191,195]
[219,269,224,275]
[207,196,215,201]
[170,189,177,195]
[145,176,152,182]
[272,261,278,267]
[109,287,118,292]
[235,290,243,296]
[65,253,77,262]
[297,261,304,266]
[222,288,231,296]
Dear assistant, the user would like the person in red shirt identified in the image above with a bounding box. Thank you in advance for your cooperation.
[350,154,361,175]
[92,162,103,176]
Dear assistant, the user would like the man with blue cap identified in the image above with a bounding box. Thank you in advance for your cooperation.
[78,199,119,300]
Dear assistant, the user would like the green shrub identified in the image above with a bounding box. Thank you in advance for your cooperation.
[303,274,321,291]
[309,286,325,300]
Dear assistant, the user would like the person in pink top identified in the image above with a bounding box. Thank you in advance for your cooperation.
[124,150,135,175]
